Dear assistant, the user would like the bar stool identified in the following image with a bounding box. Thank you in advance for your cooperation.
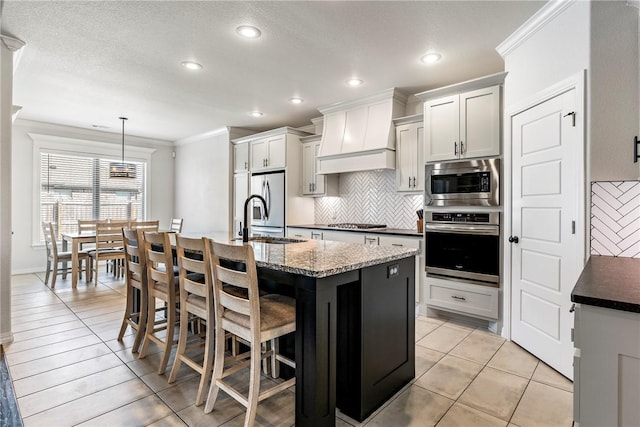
[117,228,148,353]
[42,222,89,288]
[167,235,214,406]
[204,240,296,426]
[138,231,179,374]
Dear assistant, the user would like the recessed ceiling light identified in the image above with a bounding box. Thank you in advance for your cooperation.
[250,111,264,117]
[420,52,442,64]
[181,61,203,70]
[289,97,304,105]
[236,25,262,39]
[346,78,363,87]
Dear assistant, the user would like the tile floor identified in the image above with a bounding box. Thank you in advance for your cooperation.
[2,272,574,426]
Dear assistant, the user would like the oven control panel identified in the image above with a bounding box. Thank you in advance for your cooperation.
[428,212,499,225]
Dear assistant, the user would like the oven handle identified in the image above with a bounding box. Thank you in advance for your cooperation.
[425,223,499,236]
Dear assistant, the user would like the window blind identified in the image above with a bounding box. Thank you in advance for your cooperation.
[39,152,146,241]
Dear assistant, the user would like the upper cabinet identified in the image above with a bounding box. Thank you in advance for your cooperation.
[394,114,424,192]
[416,73,505,163]
[233,142,249,173]
[300,134,338,197]
[250,134,286,172]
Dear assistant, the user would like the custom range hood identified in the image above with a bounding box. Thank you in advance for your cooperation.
[317,88,407,174]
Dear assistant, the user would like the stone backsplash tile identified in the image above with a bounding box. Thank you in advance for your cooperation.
[591,181,640,258]
[315,170,423,230]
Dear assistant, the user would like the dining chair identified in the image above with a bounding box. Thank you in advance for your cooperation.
[170,218,183,233]
[88,221,128,285]
[42,222,89,289]
[138,231,180,374]
[204,240,296,425]
[118,228,149,353]
[167,235,214,406]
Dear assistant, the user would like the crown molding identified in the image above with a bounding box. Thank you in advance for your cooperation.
[414,72,507,102]
[496,0,576,58]
[318,88,408,115]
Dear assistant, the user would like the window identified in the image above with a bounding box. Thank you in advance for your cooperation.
[39,152,146,241]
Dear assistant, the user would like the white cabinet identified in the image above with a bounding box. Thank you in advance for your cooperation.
[232,172,249,237]
[394,114,424,192]
[425,275,499,320]
[423,86,500,162]
[300,135,338,197]
[233,142,249,173]
[250,134,286,172]
[573,303,640,427]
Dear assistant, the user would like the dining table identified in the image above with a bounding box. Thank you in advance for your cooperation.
[61,231,97,287]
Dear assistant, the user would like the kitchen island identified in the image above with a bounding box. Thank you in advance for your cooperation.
[194,233,419,426]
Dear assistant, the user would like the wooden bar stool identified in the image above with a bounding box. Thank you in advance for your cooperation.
[204,240,296,426]
[88,221,128,285]
[118,228,149,353]
[138,231,179,375]
[167,235,214,406]
[42,222,89,288]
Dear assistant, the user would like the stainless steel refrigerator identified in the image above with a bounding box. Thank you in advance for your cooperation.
[250,171,285,237]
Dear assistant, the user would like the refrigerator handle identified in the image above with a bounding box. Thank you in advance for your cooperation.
[265,180,271,219]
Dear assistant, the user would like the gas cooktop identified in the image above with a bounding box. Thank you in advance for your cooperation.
[327,223,387,229]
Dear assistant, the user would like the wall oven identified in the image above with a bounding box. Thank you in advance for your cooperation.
[425,158,500,207]
[425,212,500,286]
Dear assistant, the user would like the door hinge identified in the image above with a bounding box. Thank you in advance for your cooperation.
[563,111,576,127]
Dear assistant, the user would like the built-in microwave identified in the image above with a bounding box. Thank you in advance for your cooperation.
[425,158,500,207]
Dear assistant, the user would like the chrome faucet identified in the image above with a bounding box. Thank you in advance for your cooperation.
[243,194,268,243]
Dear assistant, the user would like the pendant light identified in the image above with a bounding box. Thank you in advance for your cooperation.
[109,117,136,179]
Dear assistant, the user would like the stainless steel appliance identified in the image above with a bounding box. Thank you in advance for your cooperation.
[424,211,499,286]
[250,171,285,237]
[425,158,500,207]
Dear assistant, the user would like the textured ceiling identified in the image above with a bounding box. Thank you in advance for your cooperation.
[2,1,544,142]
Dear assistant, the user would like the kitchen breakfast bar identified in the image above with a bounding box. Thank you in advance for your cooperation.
[195,234,418,426]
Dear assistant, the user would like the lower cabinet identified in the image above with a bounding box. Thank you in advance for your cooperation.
[426,275,498,320]
[573,303,640,426]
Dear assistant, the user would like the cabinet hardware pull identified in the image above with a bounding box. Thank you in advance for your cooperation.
[569,303,576,313]
[412,177,416,187]
[312,183,315,192]
[460,141,464,154]
[451,295,466,301]
[294,234,303,237]
[454,141,458,156]
[634,136,639,163]
[408,177,411,187]
[244,161,248,169]
[392,243,403,247]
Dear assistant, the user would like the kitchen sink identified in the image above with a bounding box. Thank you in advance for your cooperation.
[249,236,307,244]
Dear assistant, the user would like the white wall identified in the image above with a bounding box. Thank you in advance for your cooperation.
[174,128,252,233]
[11,119,175,274]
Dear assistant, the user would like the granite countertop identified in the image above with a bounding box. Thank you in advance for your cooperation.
[571,255,640,313]
[288,224,423,237]
[183,232,419,278]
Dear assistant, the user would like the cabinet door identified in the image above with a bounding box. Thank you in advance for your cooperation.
[395,122,424,192]
[233,172,249,237]
[233,143,249,172]
[266,135,286,169]
[301,143,315,195]
[288,227,312,239]
[424,94,460,162]
[250,139,268,171]
[459,86,500,159]
[312,142,325,195]
[322,230,365,243]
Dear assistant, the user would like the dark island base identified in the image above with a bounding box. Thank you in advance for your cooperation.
[259,256,416,426]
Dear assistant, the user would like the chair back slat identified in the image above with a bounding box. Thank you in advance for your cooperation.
[170,218,183,233]
[78,219,108,234]
[131,220,160,232]
[208,240,260,331]
[123,228,146,289]
[176,235,211,301]
[95,222,127,251]
[144,232,175,286]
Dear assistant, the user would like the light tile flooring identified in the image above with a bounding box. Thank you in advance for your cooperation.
[3,272,574,426]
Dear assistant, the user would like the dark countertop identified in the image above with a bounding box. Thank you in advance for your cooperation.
[288,224,423,237]
[571,255,640,313]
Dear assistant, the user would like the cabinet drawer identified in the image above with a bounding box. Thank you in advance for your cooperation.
[427,278,498,319]
[379,235,420,250]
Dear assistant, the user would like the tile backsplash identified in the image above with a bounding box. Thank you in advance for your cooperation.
[591,181,640,258]
[315,170,423,230]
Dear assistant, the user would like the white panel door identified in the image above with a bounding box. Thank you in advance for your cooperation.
[511,87,582,379]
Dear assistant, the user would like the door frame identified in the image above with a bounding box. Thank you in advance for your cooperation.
[502,70,587,340]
